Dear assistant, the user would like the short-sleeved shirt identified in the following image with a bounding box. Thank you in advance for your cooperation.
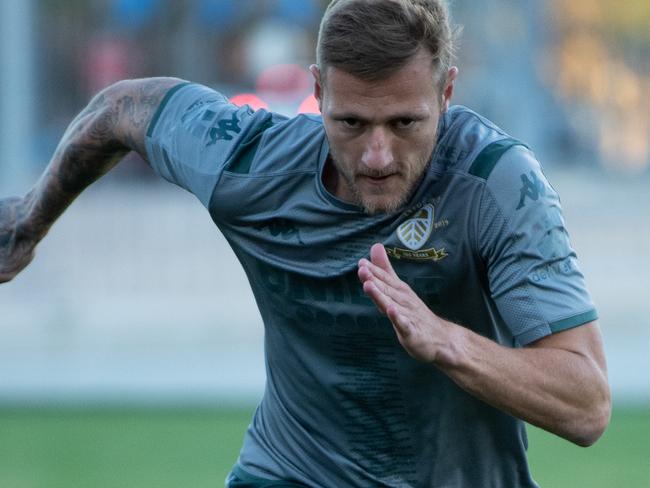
[146,83,597,488]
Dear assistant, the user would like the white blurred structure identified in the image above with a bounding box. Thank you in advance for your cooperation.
[0,0,35,194]
[0,179,266,406]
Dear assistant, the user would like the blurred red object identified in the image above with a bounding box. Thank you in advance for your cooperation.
[84,38,132,94]
[297,94,320,115]
[229,93,270,111]
[255,64,311,101]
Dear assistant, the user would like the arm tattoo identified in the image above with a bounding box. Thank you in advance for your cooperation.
[21,77,185,239]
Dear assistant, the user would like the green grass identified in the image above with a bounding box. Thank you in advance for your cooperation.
[0,406,255,488]
[527,408,650,487]
[0,406,648,487]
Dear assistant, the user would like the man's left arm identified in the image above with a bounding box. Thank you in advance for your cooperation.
[358,243,610,446]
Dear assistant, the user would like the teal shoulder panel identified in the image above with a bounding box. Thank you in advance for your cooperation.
[146,82,192,137]
[468,138,527,180]
[549,309,599,334]
[225,117,275,174]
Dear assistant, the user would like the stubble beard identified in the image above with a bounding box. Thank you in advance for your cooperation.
[333,153,431,215]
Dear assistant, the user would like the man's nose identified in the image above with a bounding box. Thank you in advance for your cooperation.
[361,127,393,170]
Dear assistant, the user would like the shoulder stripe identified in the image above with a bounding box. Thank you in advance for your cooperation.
[225,117,275,174]
[549,309,598,334]
[468,137,527,180]
[146,82,192,138]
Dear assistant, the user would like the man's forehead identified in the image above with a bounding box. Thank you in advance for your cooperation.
[322,63,439,118]
[322,51,440,92]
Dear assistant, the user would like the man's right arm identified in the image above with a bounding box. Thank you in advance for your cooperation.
[0,77,185,283]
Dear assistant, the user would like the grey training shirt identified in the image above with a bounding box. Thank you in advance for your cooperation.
[145,83,597,487]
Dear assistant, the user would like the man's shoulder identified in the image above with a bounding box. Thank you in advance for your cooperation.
[434,105,530,181]
[152,81,324,137]
[153,81,326,174]
[233,112,326,176]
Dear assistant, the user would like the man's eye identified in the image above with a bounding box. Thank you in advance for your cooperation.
[395,118,415,129]
[342,118,361,129]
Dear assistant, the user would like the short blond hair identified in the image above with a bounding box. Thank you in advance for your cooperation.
[317,0,459,86]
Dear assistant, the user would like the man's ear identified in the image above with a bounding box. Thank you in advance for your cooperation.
[309,64,323,112]
[441,66,458,113]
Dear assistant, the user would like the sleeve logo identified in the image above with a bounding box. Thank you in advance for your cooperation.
[194,109,242,145]
[516,171,546,210]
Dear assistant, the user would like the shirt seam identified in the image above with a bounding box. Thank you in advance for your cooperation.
[146,81,193,138]
[549,309,598,332]
[479,181,552,343]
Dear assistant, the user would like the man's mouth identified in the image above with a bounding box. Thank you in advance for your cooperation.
[360,173,396,184]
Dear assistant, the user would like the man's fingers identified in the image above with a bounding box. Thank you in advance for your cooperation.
[359,257,409,307]
[364,279,415,342]
[362,279,393,315]
[370,243,396,276]
[359,256,401,289]
[357,263,372,283]
[359,263,398,315]
[359,243,420,321]
[387,305,413,338]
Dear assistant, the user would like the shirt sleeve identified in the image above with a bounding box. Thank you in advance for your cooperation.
[144,82,278,208]
[477,145,597,346]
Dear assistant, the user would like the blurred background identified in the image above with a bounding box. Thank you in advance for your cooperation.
[0,0,649,486]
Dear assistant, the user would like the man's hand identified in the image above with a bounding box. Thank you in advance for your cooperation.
[358,242,610,446]
[358,243,455,363]
[0,196,37,283]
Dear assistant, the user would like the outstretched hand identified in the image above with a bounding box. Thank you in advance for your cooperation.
[358,243,451,363]
[0,197,37,283]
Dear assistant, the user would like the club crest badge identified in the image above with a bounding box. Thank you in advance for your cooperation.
[397,204,434,250]
[387,204,449,262]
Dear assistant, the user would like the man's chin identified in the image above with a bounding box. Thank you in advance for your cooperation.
[360,195,407,215]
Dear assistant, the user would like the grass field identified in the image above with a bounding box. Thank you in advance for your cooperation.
[0,406,647,487]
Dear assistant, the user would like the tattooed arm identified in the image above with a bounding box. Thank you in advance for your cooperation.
[0,77,185,283]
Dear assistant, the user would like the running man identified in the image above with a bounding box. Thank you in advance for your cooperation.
[0,1,610,486]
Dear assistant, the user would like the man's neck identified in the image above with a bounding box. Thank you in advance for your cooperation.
[322,156,354,203]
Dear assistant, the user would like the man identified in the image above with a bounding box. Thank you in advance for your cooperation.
[0,0,610,486]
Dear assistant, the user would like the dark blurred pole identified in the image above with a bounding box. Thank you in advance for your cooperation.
[0,0,35,195]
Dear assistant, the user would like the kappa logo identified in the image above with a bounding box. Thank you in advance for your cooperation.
[516,171,546,210]
[207,112,242,144]
[387,204,449,262]
[190,109,242,145]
